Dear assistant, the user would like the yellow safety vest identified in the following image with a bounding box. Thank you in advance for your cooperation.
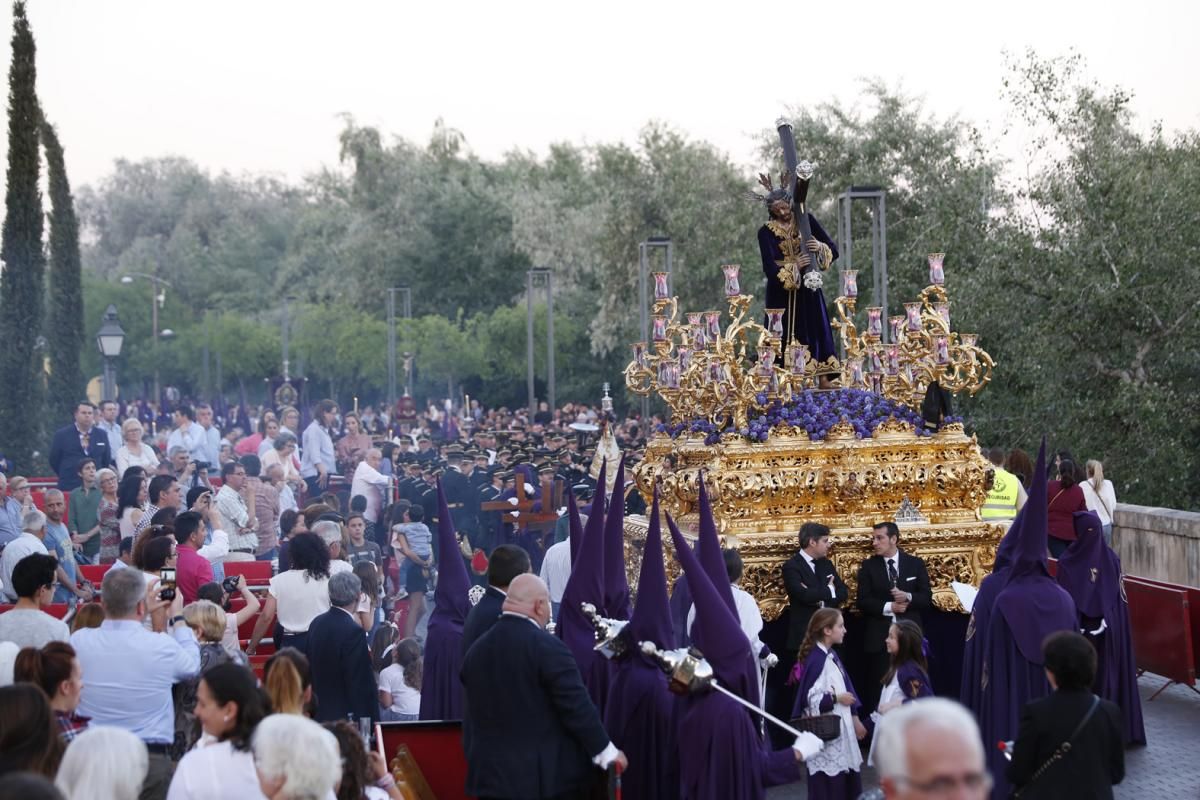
[981,466,1019,520]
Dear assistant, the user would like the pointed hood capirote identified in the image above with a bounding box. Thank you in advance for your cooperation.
[567,490,585,566]
[993,439,1078,662]
[603,455,631,619]
[694,476,736,615]
[666,512,757,705]
[432,477,471,624]
[622,487,673,651]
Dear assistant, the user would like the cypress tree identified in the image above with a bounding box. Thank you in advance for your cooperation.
[0,1,46,471]
[42,120,84,424]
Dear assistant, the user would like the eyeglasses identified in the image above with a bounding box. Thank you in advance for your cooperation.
[892,772,992,796]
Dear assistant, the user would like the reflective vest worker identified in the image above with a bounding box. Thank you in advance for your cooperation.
[981,447,1026,521]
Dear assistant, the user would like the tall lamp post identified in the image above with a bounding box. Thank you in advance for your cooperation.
[120,272,173,403]
[96,304,125,402]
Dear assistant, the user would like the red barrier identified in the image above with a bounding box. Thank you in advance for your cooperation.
[1120,574,1200,678]
[224,561,272,587]
[1124,577,1196,698]
[379,720,472,800]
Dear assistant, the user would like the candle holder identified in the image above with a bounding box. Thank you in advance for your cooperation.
[840,270,858,299]
[652,315,668,342]
[704,311,721,343]
[935,302,951,328]
[928,253,945,286]
[889,316,905,343]
[722,264,741,297]
[765,309,785,339]
[867,306,883,338]
[905,302,922,332]
[653,272,671,301]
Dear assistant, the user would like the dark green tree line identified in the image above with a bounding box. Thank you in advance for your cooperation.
[0,1,45,469]
[43,119,84,423]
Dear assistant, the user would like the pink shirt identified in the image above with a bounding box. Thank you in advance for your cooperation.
[176,544,214,604]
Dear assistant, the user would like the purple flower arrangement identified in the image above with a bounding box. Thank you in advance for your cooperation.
[655,389,963,445]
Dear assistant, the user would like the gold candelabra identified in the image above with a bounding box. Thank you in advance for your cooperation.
[625,254,993,430]
[831,254,993,406]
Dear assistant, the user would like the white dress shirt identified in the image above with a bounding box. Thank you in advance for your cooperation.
[351,461,390,524]
[300,421,335,479]
[800,550,837,599]
[167,738,267,800]
[538,539,572,604]
[167,422,207,463]
[215,485,255,552]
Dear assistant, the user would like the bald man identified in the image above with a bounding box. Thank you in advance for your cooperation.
[461,574,627,800]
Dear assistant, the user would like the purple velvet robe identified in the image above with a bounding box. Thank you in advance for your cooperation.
[419,480,473,721]
[677,689,800,800]
[791,645,862,720]
[1056,512,1146,745]
[757,213,839,365]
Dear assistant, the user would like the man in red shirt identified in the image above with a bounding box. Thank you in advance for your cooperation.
[173,510,214,604]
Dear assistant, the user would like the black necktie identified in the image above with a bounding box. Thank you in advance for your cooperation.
[887,559,898,587]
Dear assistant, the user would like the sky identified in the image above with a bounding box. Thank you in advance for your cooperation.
[3,0,1198,191]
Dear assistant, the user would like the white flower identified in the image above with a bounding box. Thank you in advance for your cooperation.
[803,270,824,291]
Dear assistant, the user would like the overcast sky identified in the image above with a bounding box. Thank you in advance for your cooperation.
[4,0,1198,191]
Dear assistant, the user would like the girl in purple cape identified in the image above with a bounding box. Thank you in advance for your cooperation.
[791,608,865,800]
[866,619,934,765]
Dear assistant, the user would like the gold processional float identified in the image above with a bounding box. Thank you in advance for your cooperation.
[620,251,1004,618]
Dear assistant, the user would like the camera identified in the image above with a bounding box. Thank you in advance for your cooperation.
[158,568,177,602]
[222,575,241,594]
[192,461,211,472]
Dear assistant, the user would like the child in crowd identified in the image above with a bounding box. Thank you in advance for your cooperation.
[377,638,422,722]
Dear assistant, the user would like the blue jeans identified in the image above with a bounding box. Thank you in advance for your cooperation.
[256,548,277,562]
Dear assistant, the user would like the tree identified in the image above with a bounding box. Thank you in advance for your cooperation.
[0,1,45,470]
[42,119,84,423]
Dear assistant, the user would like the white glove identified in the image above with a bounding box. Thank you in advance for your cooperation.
[524,482,535,495]
[763,653,779,669]
[507,497,519,506]
[793,732,823,760]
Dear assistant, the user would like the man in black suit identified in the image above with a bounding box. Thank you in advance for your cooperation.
[856,521,932,710]
[781,521,849,652]
[306,571,378,723]
[461,573,626,800]
[1008,631,1125,799]
[461,543,531,655]
[48,401,114,490]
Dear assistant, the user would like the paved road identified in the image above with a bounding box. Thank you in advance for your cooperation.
[767,672,1200,798]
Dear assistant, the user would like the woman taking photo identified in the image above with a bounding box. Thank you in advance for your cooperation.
[247,532,331,656]
[792,608,865,800]
[13,642,88,742]
[167,662,269,800]
[335,412,372,474]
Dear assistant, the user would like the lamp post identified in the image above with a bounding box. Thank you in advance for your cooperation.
[95,304,125,402]
[120,272,173,403]
[525,269,555,417]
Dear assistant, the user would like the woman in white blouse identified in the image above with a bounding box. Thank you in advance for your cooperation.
[246,532,331,657]
[1082,459,1118,546]
[167,662,268,800]
[116,418,161,478]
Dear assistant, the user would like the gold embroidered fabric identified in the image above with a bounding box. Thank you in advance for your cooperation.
[766,219,832,290]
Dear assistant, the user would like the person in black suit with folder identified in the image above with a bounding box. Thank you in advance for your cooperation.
[306,571,379,723]
[781,522,849,652]
[461,573,626,800]
[1008,631,1125,799]
[856,521,932,711]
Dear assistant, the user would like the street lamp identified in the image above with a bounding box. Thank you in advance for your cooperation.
[388,288,412,408]
[95,304,125,401]
[121,272,172,403]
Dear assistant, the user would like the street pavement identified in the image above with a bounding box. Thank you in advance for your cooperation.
[767,672,1200,798]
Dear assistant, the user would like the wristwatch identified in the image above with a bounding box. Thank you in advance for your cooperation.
[170,615,186,627]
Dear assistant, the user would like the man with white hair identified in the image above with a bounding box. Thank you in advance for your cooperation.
[306,570,378,723]
[252,714,342,800]
[350,447,390,533]
[312,519,353,575]
[0,473,24,547]
[1,509,50,602]
[873,698,991,800]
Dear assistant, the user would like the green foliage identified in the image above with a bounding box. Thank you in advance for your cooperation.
[42,119,84,423]
[0,1,46,469]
